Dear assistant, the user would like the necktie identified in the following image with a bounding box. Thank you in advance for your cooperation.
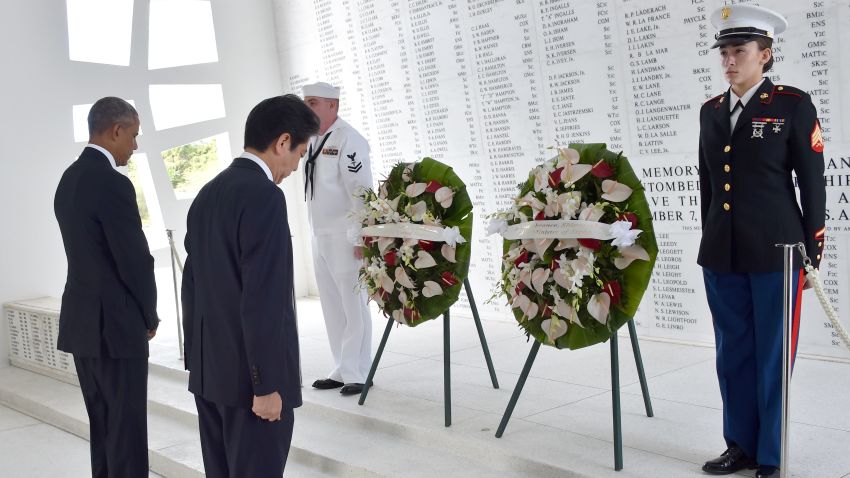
[730,100,743,116]
[730,100,744,130]
[304,132,332,200]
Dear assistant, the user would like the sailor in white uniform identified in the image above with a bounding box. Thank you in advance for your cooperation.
[302,82,374,396]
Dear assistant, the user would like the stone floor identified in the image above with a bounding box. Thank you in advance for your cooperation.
[0,404,161,477]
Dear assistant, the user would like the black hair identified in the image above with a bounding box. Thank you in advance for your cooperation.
[88,97,138,136]
[244,94,320,152]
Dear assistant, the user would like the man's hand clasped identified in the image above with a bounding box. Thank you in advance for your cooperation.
[252,392,283,421]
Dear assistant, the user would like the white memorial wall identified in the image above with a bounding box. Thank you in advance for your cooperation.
[273,0,850,359]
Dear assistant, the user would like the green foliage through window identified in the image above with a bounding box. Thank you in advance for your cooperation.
[162,137,220,197]
[127,160,150,226]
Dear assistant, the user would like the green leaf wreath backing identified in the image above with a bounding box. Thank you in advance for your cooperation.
[501,144,658,349]
[360,158,473,325]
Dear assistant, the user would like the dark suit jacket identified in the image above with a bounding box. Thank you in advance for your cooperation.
[54,147,158,358]
[698,79,826,273]
[182,158,302,410]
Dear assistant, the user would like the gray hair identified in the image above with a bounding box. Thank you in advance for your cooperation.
[87,97,138,136]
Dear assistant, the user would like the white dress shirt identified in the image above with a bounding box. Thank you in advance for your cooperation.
[729,77,765,130]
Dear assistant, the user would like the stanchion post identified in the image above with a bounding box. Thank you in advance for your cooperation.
[292,287,302,387]
[777,244,796,478]
[166,230,184,360]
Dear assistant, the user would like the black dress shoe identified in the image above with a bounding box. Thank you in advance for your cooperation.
[756,465,779,477]
[339,383,365,395]
[312,378,344,390]
[702,446,756,475]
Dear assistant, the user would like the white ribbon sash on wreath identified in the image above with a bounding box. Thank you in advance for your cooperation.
[361,223,466,247]
[501,220,619,240]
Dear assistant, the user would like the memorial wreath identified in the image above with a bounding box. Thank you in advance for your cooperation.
[490,143,657,349]
[356,158,473,325]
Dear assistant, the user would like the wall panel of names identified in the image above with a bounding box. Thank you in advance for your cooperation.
[274,0,850,360]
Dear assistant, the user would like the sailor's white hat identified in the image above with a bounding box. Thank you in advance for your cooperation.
[302,81,340,99]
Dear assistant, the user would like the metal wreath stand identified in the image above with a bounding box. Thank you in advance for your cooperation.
[358,278,500,428]
[494,316,655,472]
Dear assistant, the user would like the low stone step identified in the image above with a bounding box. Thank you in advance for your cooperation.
[148,364,587,478]
[144,364,544,477]
[0,367,352,477]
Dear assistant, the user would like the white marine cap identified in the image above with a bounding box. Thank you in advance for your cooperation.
[302,81,340,99]
[710,4,788,48]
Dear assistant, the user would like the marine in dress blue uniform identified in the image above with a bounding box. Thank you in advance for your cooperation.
[698,6,826,478]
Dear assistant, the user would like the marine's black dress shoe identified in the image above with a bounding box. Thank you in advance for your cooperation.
[312,378,344,390]
[339,383,365,395]
[702,446,757,475]
[755,465,779,477]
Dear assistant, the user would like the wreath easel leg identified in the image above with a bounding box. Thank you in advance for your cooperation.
[443,309,452,427]
[611,333,624,471]
[464,279,499,389]
[495,340,541,438]
[359,317,394,405]
[627,320,654,417]
[608,323,654,471]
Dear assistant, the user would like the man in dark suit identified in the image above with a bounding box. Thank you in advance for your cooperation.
[698,6,826,478]
[181,94,319,477]
[54,96,159,478]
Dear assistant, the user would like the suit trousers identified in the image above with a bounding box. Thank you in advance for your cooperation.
[312,232,372,383]
[195,394,294,478]
[703,268,804,467]
[73,356,149,478]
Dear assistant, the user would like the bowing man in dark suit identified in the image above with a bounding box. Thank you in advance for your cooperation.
[698,6,826,478]
[181,94,319,477]
[54,97,159,478]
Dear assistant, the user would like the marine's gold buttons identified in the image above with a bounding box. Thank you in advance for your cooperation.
[817,254,821,260]
[724,145,731,153]
[818,241,823,247]
[778,86,784,91]
[723,203,731,211]
[724,183,731,191]
[724,164,731,173]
